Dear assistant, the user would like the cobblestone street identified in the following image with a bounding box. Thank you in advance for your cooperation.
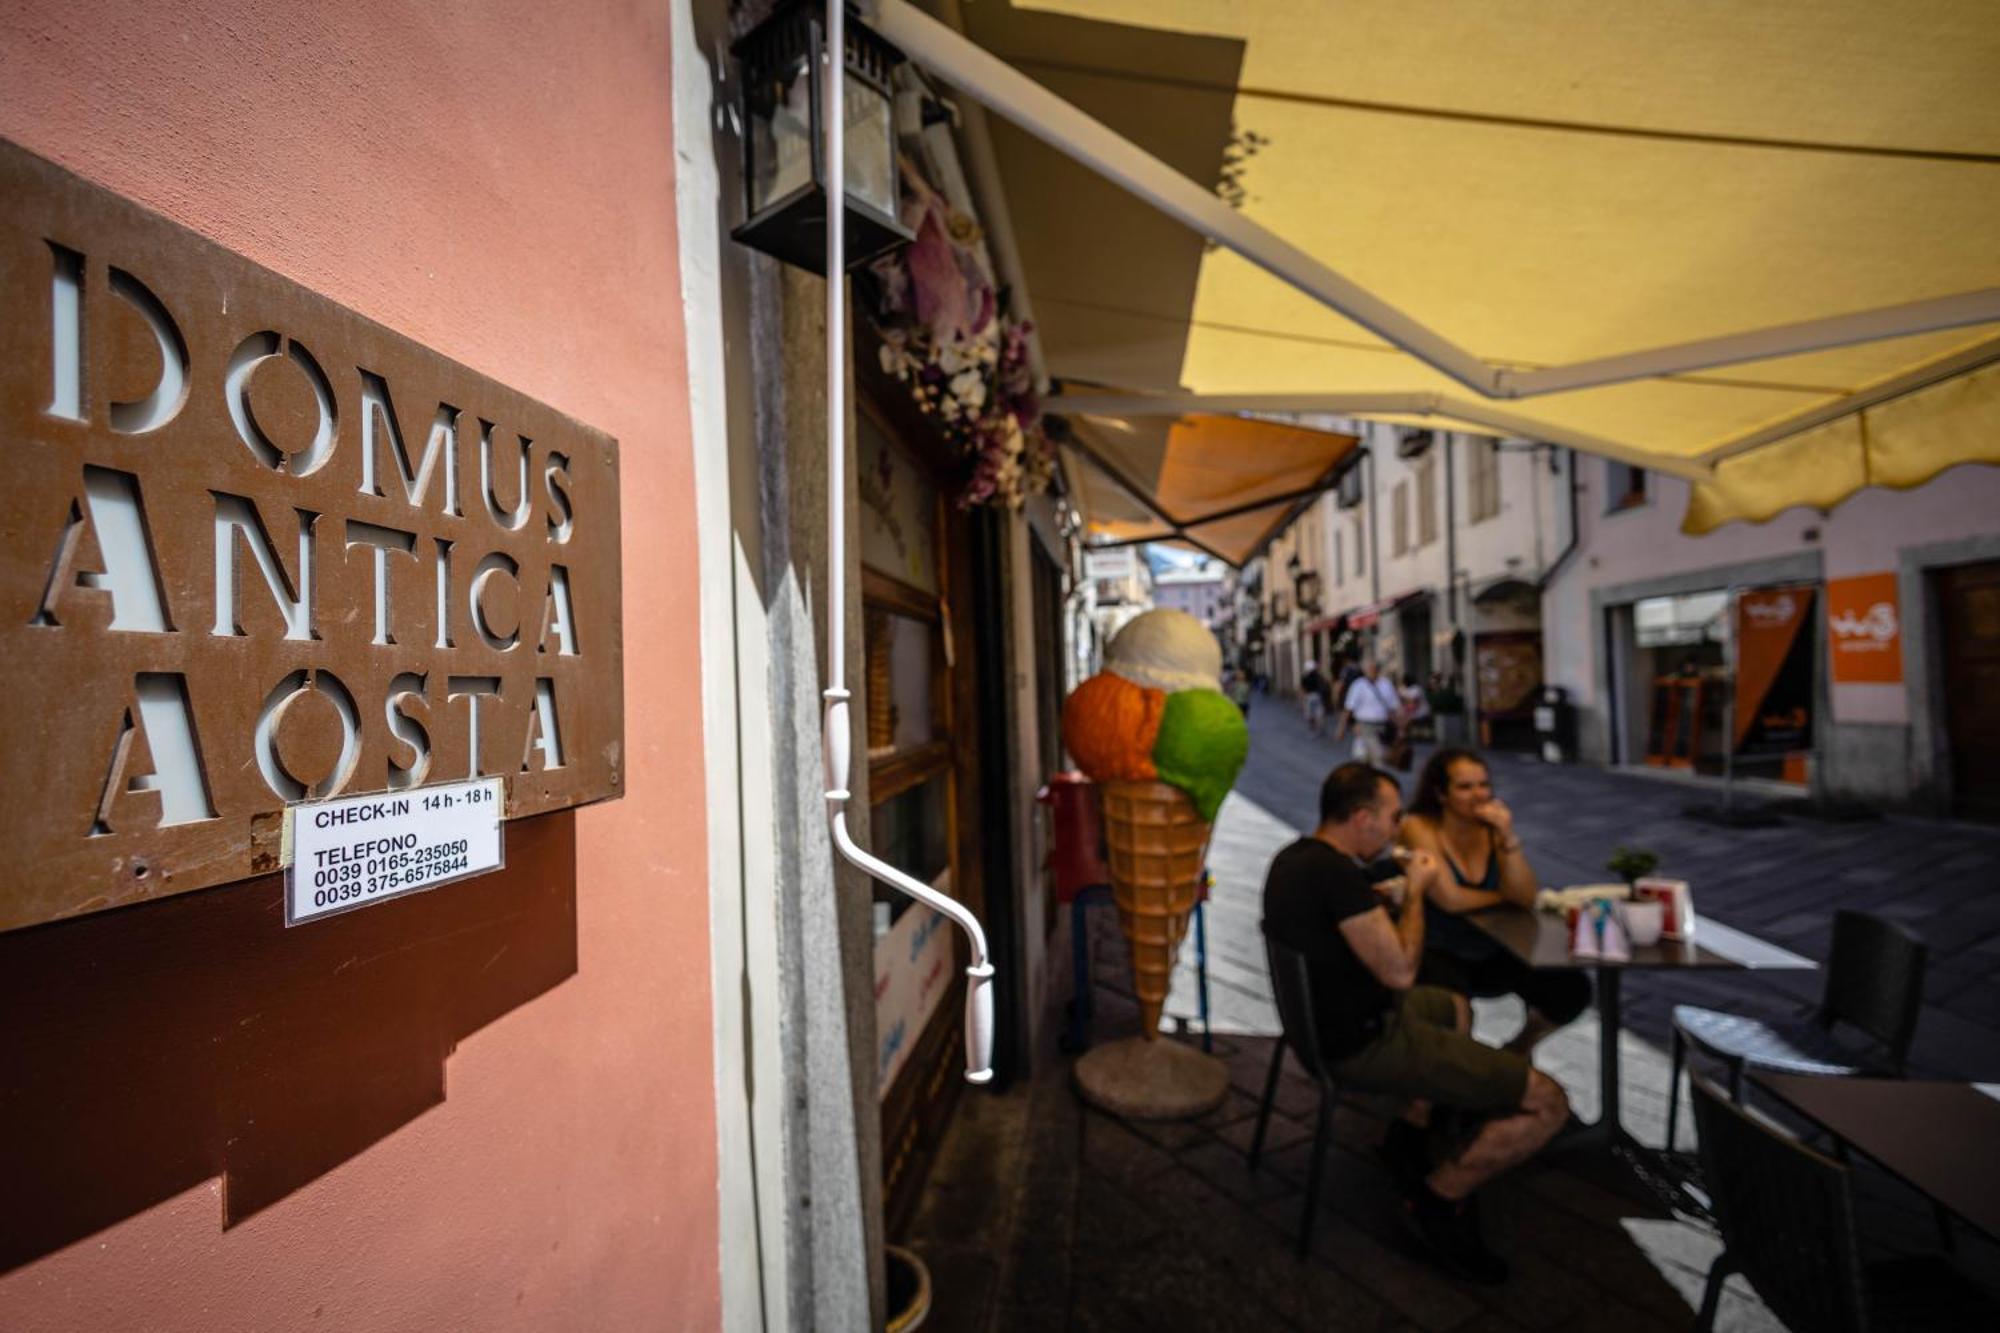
[906,697,2000,1330]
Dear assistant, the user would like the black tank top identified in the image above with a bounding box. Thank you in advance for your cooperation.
[1425,825,1504,960]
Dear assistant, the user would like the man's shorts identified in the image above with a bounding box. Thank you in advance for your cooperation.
[1330,986,1530,1113]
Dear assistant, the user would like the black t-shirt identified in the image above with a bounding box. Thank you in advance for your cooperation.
[1262,838,1394,1058]
[1300,668,1326,699]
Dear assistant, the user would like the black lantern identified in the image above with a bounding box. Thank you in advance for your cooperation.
[733,1,915,274]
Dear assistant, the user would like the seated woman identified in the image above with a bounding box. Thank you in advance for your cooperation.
[1397,748,1589,1052]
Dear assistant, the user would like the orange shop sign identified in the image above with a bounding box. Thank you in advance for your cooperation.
[1827,573,1902,684]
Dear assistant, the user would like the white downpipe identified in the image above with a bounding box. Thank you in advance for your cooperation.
[823,0,995,1085]
[867,0,2000,407]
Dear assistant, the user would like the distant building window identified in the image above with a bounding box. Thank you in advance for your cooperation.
[1392,479,1411,556]
[1416,455,1438,547]
[1334,532,1344,585]
[1606,461,1648,513]
[1354,513,1366,576]
[1468,439,1502,523]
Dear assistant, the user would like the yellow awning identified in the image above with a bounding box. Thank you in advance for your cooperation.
[1064,412,1359,564]
[887,0,2000,533]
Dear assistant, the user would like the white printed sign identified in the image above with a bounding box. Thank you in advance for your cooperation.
[284,778,505,926]
[874,895,956,1098]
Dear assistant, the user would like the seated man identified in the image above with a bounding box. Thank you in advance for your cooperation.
[1399,748,1590,1053]
[1263,763,1568,1283]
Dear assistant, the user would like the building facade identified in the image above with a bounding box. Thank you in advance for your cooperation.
[2,2,720,1327]
[2,4,1093,1332]
[1259,423,1569,750]
[1150,557,1228,627]
[1542,457,2000,815]
[1254,412,2000,813]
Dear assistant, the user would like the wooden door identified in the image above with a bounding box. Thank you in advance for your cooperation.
[1939,561,2000,820]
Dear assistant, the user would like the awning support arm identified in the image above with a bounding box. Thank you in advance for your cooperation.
[823,0,994,1085]
[865,0,1498,397]
[1056,392,1712,481]
[866,0,2000,406]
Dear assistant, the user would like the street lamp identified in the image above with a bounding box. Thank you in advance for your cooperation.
[732,0,915,274]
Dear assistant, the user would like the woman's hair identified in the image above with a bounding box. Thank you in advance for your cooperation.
[1409,747,1488,820]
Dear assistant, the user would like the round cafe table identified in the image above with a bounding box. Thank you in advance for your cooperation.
[1467,907,1816,1150]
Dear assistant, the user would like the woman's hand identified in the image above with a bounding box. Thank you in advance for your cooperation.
[1474,798,1515,840]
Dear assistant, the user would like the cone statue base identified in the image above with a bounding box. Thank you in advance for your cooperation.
[1073,1035,1230,1121]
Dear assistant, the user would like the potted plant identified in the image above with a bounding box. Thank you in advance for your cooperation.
[1606,846,1660,886]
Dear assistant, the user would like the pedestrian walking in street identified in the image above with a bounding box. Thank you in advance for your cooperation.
[1398,749,1590,1054]
[1338,659,1402,765]
[1263,763,1569,1284]
[1225,666,1252,716]
[1300,659,1328,735]
[1399,672,1432,742]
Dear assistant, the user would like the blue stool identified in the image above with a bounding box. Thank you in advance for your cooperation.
[1064,871,1212,1053]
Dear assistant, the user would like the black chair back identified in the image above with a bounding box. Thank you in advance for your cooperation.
[1262,934,1332,1083]
[1820,910,1927,1069]
[1690,1072,1869,1333]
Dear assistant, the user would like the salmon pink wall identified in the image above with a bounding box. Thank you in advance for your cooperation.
[0,1,718,1328]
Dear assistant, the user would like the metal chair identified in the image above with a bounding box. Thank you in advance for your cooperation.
[1248,934,1345,1258]
[1688,1072,1995,1332]
[1666,910,1926,1152]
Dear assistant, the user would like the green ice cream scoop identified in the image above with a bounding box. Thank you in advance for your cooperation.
[1150,688,1250,822]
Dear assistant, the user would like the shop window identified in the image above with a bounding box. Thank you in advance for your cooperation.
[858,410,953,921]
[865,606,938,757]
[1468,439,1502,523]
[870,776,950,888]
[1606,461,1648,513]
[1416,455,1438,547]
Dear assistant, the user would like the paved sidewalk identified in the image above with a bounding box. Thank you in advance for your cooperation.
[903,696,2000,1330]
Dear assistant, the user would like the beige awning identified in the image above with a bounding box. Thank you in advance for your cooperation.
[1063,411,1358,564]
[881,0,2000,535]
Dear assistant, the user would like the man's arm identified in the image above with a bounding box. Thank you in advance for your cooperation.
[1336,849,1441,989]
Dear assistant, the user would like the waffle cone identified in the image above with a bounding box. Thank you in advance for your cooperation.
[1098,780,1212,1040]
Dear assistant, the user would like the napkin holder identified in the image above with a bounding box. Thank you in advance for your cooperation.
[1634,877,1696,941]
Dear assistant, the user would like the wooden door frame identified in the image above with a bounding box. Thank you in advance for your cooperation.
[1898,535,2000,813]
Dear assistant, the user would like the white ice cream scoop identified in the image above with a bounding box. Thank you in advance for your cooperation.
[1104,608,1222,694]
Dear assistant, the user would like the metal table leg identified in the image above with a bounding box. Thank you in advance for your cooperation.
[1195,898,1212,1053]
[1553,963,1628,1153]
[1599,964,1622,1134]
[1066,893,1094,1050]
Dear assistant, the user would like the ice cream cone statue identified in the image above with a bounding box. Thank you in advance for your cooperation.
[1063,609,1249,1041]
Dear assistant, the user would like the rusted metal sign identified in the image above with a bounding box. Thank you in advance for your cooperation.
[0,139,624,932]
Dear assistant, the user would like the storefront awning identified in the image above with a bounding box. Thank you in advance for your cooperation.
[876,1,2000,536]
[1347,589,1427,631]
[1066,410,1358,565]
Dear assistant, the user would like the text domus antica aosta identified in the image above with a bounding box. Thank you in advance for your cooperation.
[0,139,624,932]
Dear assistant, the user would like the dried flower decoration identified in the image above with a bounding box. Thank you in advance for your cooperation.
[864,161,1053,510]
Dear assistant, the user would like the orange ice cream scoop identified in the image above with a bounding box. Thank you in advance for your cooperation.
[1061,672,1166,781]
